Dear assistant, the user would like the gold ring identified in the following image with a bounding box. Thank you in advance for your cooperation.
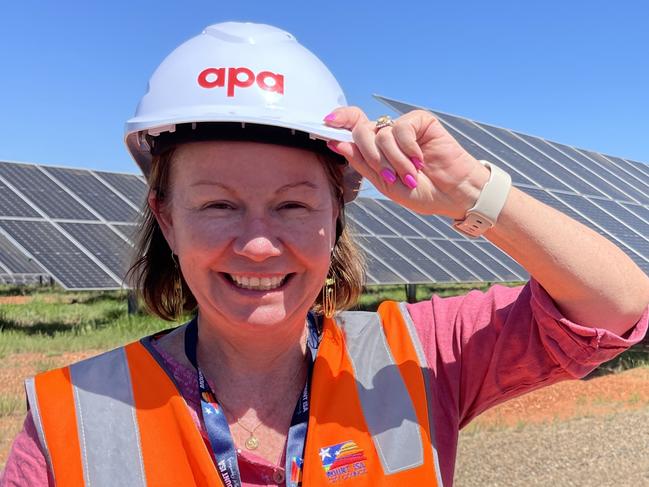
[375,115,394,130]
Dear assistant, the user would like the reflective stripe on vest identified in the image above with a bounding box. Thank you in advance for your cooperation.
[27,303,442,486]
[397,301,445,486]
[337,310,424,472]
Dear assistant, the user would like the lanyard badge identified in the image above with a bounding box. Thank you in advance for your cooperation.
[184,315,319,487]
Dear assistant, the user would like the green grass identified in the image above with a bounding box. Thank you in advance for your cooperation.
[0,287,180,357]
[0,282,515,357]
[356,281,523,310]
[0,396,23,417]
[1,282,646,377]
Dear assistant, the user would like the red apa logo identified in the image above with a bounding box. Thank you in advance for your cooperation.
[198,67,285,97]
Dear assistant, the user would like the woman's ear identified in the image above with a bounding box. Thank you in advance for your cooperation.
[148,190,176,251]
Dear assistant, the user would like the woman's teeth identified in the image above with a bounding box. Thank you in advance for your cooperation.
[229,274,287,290]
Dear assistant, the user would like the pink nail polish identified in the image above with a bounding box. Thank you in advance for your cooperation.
[324,113,337,122]
[411,157,424,170]
[404,174,418,189]
[380,168,397,184]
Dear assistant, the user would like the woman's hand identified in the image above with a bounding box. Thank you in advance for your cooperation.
[324,107,490,219]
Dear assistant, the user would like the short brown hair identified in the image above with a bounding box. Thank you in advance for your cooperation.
[127,146,366,321]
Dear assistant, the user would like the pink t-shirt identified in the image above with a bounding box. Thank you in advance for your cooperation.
[3,279,648,486]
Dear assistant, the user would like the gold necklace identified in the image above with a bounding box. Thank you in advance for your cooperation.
[220,352,309,451]
[235,418,264,450]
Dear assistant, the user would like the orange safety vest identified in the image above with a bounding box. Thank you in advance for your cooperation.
[25,302,444,486]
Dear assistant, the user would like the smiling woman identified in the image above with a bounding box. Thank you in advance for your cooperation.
[141,140,362,329]
[3,21,648,487]
[131,134,365,324]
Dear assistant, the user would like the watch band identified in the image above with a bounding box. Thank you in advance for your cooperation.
[452,160,512,238]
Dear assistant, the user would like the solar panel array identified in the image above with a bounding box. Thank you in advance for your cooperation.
[0,162,144,289]
[347,197,528,284]
[2,101,647,289]
[373,95,649,279]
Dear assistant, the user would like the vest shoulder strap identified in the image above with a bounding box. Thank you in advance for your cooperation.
[303,302,444,486]
[26,341,222,487]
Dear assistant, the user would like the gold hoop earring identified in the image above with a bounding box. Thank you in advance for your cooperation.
[170,251,184,318]
[322,276,336,319]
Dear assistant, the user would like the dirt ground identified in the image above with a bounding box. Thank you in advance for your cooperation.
[454,367,649,486]
[1,353,648,484]
[467,367,649,428]
[0,351,96,468]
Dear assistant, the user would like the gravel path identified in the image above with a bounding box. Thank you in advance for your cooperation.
[455,406,649,487]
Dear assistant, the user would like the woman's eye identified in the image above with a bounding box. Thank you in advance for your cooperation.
[279,202,308,210]
[202,201,235,210]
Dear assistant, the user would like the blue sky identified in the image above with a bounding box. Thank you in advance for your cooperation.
[1,0,647,176]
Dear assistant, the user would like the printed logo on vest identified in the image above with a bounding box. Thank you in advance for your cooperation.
[319,440,368,483]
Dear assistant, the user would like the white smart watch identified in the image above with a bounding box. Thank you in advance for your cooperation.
[452,160,512,238]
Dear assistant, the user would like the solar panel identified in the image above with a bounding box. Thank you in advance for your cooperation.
[0,161,139,289]
[627,159,649,178]
[94,171,147,208]
[382,237,454,282]
[0,231,46,274]
[601,154,649,186]
[374,200,447,239]
[57,223,133,278]
[549,142,647,204]
[355,199,420,237]
[441,123,538,187]
[474,123,607,197]
[579,150,649,199]
[0,220,120,289]
[112,224,139,244]
[347,204,396,236]
[407,238,480,281]
[357,235,431,283]
[361,250,402,285]
[456,240,525,281]
[373,94,649,281]
[439,113,576,193]
[474,242,529,279]
[0,163,98,220]
[44,167,140,222]
[0,179,41,218]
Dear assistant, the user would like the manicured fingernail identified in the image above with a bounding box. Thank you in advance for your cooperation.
[380,168,397,184]
[411,157,424,170]
[326,140,341,154]
[324,112,337,122]
[404,174,418,189]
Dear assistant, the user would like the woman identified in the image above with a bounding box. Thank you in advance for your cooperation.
[3,21,648,487]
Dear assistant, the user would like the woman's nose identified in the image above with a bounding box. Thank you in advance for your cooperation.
[232,218,282,261]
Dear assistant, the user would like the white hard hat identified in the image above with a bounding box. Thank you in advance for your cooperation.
[124,21,361,202]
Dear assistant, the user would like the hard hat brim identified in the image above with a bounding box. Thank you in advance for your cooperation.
[125,116,362,202]
[126,113,353,170]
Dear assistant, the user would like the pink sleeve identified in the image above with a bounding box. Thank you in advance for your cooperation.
[406,278,649,428]
[1,412,52,486]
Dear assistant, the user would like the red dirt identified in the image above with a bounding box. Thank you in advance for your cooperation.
[0,296,32,305]
[470,367,649,427]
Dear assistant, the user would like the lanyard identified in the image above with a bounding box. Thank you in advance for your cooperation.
[184,315,320,487]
